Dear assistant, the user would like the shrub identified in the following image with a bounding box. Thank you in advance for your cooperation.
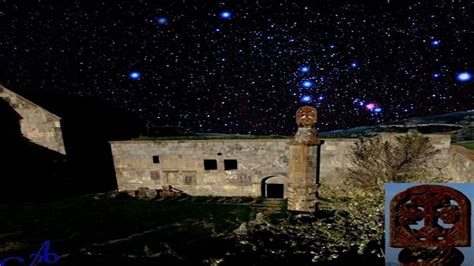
[346,132,439,190]
[313,184,385,262]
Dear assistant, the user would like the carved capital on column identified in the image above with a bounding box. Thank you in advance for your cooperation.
[289,106,320,145]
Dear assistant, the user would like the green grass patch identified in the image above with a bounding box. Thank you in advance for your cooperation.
[267,199,289,224]
[253,196,265,204]
[457,141,474,150]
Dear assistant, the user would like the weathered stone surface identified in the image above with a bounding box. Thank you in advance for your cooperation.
[233,222,248,235]
[126,190,136,197]
[145,188,158,199]
[0,85,66,154]
[290,128,320,145]
[111,139,290,196]
[137,187,148,199]
[286,106,321,213]
[135,187,158,199]
[110,133,457,198]
[391,185,470,247]
[398,246,464,266]
[447,145,474,182]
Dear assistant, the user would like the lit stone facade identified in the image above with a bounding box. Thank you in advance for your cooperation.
[0,85,66,154]
[110,132,465,199]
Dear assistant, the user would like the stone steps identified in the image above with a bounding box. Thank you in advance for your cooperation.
[260,199,284,214]
[262,198,284,206]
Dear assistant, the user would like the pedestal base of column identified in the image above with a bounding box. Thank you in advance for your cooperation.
[398,247,464,266]
[287,183,318,213]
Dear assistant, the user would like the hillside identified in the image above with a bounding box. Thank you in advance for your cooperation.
[319,110,474,142]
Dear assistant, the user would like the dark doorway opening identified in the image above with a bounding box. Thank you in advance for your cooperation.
[266,184,284,199]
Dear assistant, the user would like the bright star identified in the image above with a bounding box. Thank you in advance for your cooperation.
[432,73,441,78]
[300,66,310,73]
[318,96,324,100]
[354,98,365,106]
[351,62,357,68]
[431,39,441,46]
[456,71,472,82]
[220,11,232,19]
[373,107,382,113]
[129,71,141,80]
[156,17,167,25]
[300,95,312,103]
[301,80,314,88]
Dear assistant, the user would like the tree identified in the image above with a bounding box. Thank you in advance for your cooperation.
[346,132,439,190]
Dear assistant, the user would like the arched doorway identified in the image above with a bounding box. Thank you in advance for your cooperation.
[261,176,285,199]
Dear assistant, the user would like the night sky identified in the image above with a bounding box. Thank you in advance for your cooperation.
[0,0,473,135]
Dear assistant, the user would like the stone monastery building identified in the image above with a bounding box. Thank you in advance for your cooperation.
[110,106,470,209]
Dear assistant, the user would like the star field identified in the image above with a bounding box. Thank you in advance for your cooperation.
[0,0,473,135]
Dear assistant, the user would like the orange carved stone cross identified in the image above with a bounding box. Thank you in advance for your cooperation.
[390,185,470,248]
[296,106,317,128]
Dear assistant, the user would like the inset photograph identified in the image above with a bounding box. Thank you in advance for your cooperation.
[385,183,474,266]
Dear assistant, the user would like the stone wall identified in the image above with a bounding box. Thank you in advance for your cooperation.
[319,139,355,186]
[0,85,66,154]
[110,140,289,197]
[110,134,455,197]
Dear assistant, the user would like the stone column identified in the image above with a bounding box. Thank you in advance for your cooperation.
[287,106,322,213]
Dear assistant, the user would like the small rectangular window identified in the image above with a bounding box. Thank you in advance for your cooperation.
[204,159,217,170]
[152,155,160,164]
[224,159,238,170]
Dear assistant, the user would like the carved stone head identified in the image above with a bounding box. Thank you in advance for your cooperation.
[390,185,471,248]
[296,106,317,128]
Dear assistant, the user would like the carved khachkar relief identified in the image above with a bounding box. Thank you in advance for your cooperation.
[150,171,161,183]
[225,173,251,186]
[390,185,470,247]
[296,106,317,128]
[183,171,197,185]
[162,170,180,185]
[390,184,471,265]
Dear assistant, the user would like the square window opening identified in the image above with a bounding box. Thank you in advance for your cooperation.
[152,155,160,164]
[204,159,218,170]
[224,159,238,170]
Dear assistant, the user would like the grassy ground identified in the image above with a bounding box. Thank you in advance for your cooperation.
[0,193,256,264]
[456,141,474,150]
[0,192,382,265]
